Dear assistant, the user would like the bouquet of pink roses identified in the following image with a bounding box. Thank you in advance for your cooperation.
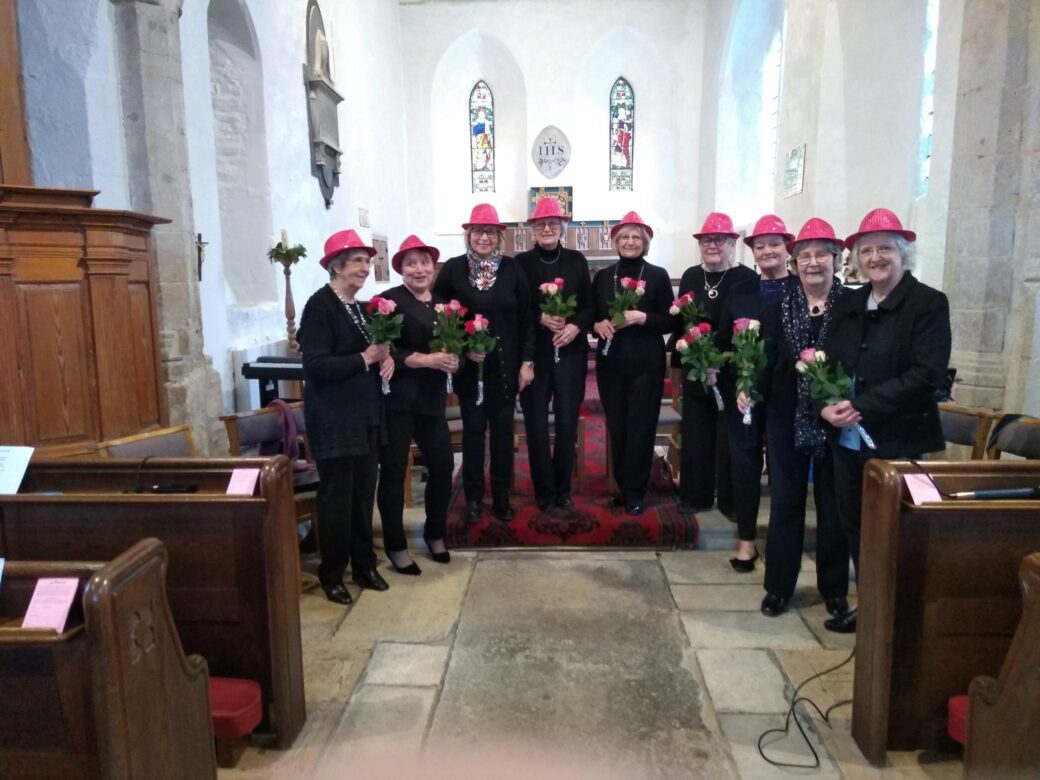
[602,277,645,356]
[464,314,496,405]
[729,317,766,424]
[675,322,727,410]
[539,277,577,364]
[429,299,468,393]
[366,296,404,395]
[669,291,709,328]
[795,349,876,449]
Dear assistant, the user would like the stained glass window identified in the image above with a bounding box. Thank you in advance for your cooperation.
[469,80,495,193]
[916,0,940,196]
[609,77,634,191]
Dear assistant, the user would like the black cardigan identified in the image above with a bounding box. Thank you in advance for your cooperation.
[431,254,535,401]
[516,244,594,359]
[821,273,951,457]
[382,284,448,417]
[298,284,383,460]
[592,256,675,374]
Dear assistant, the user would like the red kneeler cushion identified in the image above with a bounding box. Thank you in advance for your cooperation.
[947,694,968,745]
[209,677,262,740]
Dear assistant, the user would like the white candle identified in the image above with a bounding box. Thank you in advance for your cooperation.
[280,229,289,249]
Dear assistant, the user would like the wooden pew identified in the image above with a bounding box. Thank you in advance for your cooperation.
[0,539,216,778]
[965,552,1040,779]
[2,455,305,748]
[853,459,1040,766]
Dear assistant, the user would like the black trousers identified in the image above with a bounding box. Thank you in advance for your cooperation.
[519,349,587,506]
[765,421,849,600]
[722,399,765,541]
[314,428,379,586]
[377,410,453,552]
[679,389,733,512]
[460,363,516,506]
[597,364,663,504]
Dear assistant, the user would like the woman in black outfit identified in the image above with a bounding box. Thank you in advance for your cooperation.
[739,217,850,619]
[299,229,394,604]
[432,204,535,523]
[675,213,757,516]
[592,211,675,515]
[716,215,796,571]
[377,235,458,575]
[819,208,951,633]
[516,197,593,512]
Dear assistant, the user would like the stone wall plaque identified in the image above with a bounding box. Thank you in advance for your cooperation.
[532,125,570,179]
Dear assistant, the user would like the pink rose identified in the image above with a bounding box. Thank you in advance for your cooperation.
[733,317,751,333]
[687,326,703,341]
[554,277,565,288]
[697,322,712,335]
[473,314,489,330]
[675,337,690,352]
[377,298,396,315]
[669,305,681,315]
[464,320,477,336]
[799,348,817,364]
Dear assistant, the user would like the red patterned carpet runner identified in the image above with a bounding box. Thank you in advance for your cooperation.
[444,374,697,548]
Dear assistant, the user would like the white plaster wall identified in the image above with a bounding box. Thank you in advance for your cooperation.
[18,0,129,207]
[181,0,412,410]
[400,0,708,276]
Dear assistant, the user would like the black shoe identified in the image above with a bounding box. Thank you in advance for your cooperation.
[423,538,451,564]
[824,596,849,617]
[761,593,787,617]
[626,503,645,516]
[352,568,390,591]
[730,548,760,573]
[608,495,625,508]
[536,500,554,513]
[321,582,353,605]
[824,609,857,633]
[464,500,482,524]
[492,502,515,521]
[556,495,575,512]
[390,558,422,576]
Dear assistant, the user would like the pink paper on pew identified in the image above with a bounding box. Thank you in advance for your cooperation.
[226,468,260,496]
[22,578,79,633]
[904,474,943,505]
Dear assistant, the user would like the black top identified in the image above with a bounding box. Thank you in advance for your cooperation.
[382,284,448,417]
[516,243,594,359]
[821,272,951,458]
[592,256,675,374]
[432,253,535,401]
[298,284,383,460]
[715,275,796,398]
[674,262,759,394]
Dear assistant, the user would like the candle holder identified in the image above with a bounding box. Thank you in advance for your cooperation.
[268,237,307,355]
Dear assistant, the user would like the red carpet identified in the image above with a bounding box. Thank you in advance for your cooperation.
[444,372,697,548]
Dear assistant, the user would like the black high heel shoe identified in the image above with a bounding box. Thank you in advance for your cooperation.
[424,537,451,564]
[729,547,760,573]
[389,557,422,576]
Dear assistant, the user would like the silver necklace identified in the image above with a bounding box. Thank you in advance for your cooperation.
[613,259,645,291]
[703,265,731,299]
[538,245,562,264]
[330,284,370,343]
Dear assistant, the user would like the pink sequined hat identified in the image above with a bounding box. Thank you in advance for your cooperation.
[462,203,507,230]
[319,229,376,269]
[391,235,440,274]
[693,212,740,240]
[744,214,794,247]
[844,208,916,250]
[610,210,654,239]
[527,197,569,224]
[787,217,841,254]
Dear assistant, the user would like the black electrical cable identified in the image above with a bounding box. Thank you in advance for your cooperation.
[755,648,855,768]
[907,459,954,498]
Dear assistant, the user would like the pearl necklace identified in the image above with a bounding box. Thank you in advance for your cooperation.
[702,265,730,299]
[329,284,370,343]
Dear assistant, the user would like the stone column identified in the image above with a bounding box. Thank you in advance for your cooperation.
[944,0,1033,411]
[110,0,223,450]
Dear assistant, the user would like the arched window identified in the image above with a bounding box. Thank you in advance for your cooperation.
[609,77,634,190]
[916,0,940,196]
[469,80,495,192]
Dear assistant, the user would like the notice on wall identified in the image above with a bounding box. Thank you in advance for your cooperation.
[22,578,79,633]
[0,446,33,495]
[783,144,806,198]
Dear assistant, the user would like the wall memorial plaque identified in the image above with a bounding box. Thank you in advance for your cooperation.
[531,126,570,179]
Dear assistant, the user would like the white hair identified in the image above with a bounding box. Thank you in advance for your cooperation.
[612,225,652,255]
[851,232,916,273]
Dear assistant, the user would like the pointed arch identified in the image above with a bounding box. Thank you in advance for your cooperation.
[609,76,634,190]
[469,80,495,192]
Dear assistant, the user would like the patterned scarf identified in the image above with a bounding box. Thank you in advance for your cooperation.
[467,249,503,291]
[781,282,843,456]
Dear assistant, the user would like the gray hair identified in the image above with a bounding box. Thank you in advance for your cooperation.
[851,232,916,273]
[612,225,652,255]
[326,248,371,280]
[789,239,842,277]
[464,226,506,253]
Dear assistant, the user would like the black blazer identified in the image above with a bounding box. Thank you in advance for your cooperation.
[432,254,535,400]
[516,245,594,359]
[298,284,383,460]
[382,285,448,417]
[821,273,951,457]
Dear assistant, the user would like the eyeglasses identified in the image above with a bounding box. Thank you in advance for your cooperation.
[535,221,563,232]
[796,252,834,264]
[698,236,730,247]
[857,246,898,259]
[470,227,498,237]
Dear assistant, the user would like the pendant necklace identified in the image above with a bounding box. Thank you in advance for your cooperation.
[330,284,370,343]
[538,245,562,265]
[613,259,646,291]
[703,266,730,299]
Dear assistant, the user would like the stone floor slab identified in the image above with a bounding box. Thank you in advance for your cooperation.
[364,642,450,687]
[718,713,841,780]
[682,611,821,650]
[773,648,856,731]
[672,583,765,611]
[698,649,790,714]
[800,601,858,650]
[661,551,766,585]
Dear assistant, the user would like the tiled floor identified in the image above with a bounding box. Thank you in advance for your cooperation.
[220,499,963,779]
